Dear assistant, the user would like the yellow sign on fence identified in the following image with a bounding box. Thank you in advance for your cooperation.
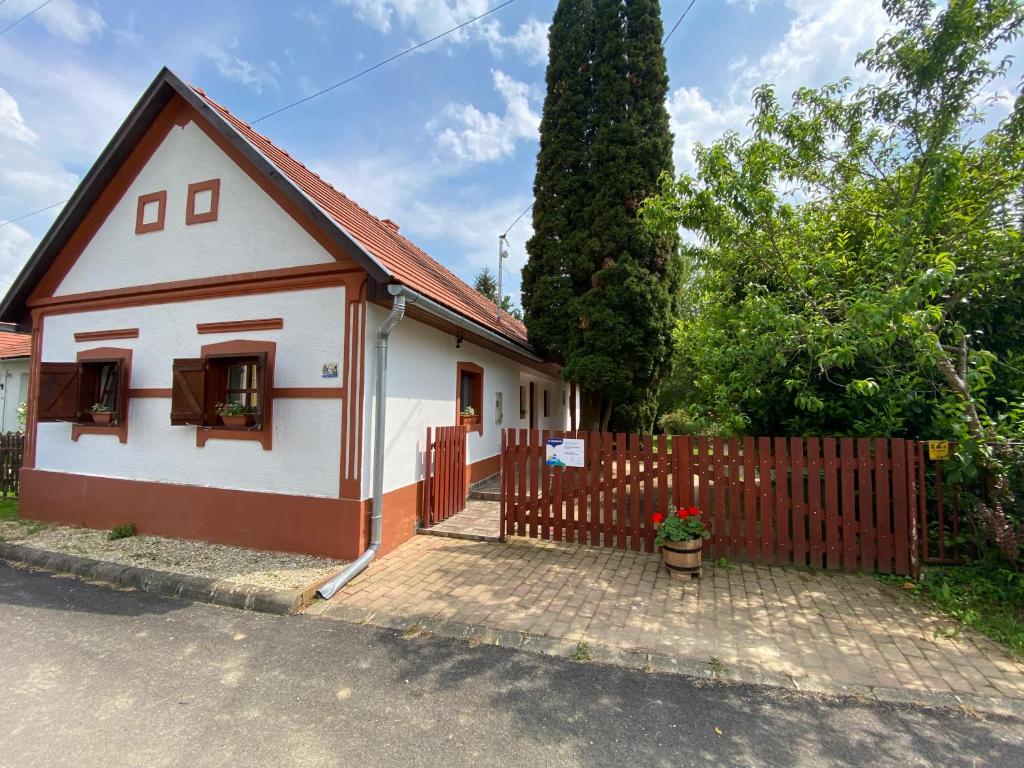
[928,440,950,460]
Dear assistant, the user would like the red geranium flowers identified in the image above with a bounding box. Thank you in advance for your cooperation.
[650,506,711,546]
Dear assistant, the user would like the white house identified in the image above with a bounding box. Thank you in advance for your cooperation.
[0,331,30,433]
[0,68,571,564]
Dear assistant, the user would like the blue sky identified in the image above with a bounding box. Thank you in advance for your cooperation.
[0,0,1012,307]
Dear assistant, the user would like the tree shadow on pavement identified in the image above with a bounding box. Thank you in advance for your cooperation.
[0,561,183,618]
[376,627,1022,768]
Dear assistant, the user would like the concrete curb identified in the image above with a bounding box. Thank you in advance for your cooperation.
[306,602,1024,719]
[0,542,311,616]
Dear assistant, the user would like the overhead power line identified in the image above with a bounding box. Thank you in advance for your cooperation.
[498,2,698,239]
[663,0,698,45]
[252,0,517,124]
[0,199,67,229]
[501,201,533,239]
[0,0,518,227]
[0,0,56,39]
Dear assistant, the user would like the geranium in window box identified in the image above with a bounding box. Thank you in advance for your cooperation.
[652,507,711,580]
[216,401,255,427]
[459,405,477,427]
[88,403,114,425]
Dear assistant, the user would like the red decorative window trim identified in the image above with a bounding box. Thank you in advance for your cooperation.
[456,361,484,436]
[74,328,139,342]
[196,318,283,334]
[71,347,133,444]
[186,178,220,225]
[135,191,166,234]
[198,339,275,451]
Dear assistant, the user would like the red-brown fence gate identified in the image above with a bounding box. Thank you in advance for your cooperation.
[499,430,950,577]
[421,425,467,528]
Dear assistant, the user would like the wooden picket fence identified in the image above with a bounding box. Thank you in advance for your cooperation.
[420,426,467,527]
[0,431,24,498]
[500,430,939,576]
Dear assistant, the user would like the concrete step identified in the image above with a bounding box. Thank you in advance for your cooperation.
[469,490,500,501]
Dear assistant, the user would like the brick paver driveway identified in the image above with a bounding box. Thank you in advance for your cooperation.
[310,532,1024,706]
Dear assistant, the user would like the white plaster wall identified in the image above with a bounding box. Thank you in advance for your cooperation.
[37,287,346,497]
[56,120,334,296]
[362,303,569,496]
[0,357,29,434]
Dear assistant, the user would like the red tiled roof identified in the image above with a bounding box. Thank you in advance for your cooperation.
[0,332,30,359]
[191,87,531,349]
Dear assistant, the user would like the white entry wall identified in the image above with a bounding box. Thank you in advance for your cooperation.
[363,303,569,497]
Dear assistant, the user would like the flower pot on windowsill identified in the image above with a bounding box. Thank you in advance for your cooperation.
[460,415,477,428]
[660,538,703,580]
[91,412,113,425]
[221,414,254,427]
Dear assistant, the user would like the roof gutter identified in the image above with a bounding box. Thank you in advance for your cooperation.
[317,284,414,599]
[393,285,544,364]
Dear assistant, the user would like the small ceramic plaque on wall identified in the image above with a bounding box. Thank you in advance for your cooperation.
[495,392,503,424]
[322,362,339,379]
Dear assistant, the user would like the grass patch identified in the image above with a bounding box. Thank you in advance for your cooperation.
[570,641,592,662]
[0,497,19,521]
[880,561,1024,658]
[107,523,136,541]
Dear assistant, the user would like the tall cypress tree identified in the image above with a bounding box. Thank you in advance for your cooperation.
[572,0,679,431]
[522,0,594,363]
[524,0,678,432]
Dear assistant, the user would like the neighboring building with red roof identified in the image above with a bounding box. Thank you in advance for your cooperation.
[0,330,31,434]
[0,68,569,564]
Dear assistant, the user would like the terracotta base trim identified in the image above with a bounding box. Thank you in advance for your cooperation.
[74,328,140,342]
[19,468,368,560]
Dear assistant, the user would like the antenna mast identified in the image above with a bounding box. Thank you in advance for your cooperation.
[497,234,509,320]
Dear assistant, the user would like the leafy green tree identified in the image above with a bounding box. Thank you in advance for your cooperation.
[642,0,1024,558]
[525,0,679,431]
[472,266,522,320]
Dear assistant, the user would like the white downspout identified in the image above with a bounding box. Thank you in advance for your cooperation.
[317,284,417,599]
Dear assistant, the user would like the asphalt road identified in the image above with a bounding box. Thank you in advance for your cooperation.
[0,561,1020,768]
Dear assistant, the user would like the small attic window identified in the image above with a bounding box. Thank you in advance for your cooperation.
[186,179,220,225]
[135,191,166,234]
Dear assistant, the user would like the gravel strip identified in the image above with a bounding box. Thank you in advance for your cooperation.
[0,519,344,591]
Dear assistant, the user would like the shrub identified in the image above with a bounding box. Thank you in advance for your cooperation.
[108,523,136,541]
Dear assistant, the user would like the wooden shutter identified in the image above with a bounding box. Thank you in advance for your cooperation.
[254,352,269,426]
[115,358,130,425]
[37,363,79,422]
[170,358,206,425]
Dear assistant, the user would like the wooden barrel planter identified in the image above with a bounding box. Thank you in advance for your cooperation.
[661,538,703,579]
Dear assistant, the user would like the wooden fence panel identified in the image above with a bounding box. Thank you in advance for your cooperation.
[792,437,806,568]
[743,436,757,562]
[497,430,934,576]
[421,426,467,527]
[0,432,23,498]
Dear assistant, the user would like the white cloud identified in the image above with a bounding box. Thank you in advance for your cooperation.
[0,88,38,146]
[0,44,140,290]
[668,0,890,172]
[1,0,105,44]
[480,17,549,65]
[333,0,548,65]
[667,87,748,173]
[435,70,539,163]
[202,41,279,94]
[0,223,35,297]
